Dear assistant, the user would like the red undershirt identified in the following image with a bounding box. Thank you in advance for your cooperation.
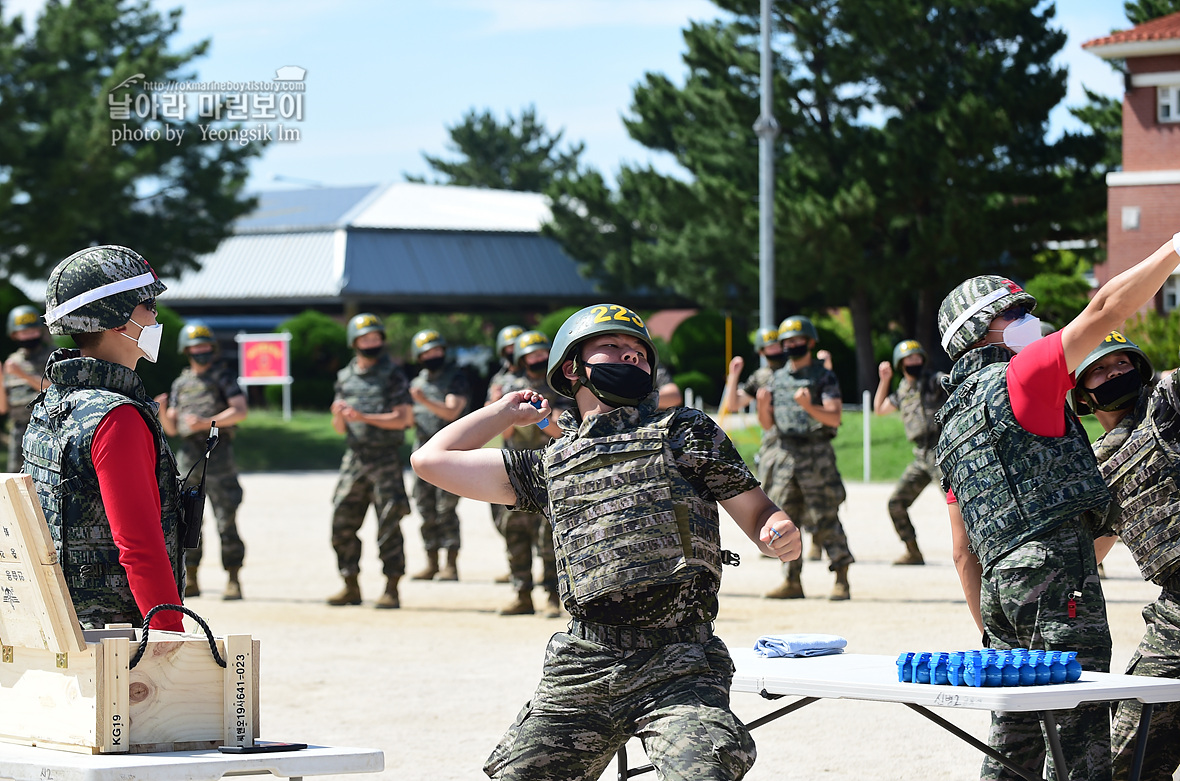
[946,331,1074,504]
[92,405,184,632]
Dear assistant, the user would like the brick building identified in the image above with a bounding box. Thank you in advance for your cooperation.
[1084,12,1180,311]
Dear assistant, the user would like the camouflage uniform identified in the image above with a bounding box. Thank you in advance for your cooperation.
[22,350,184,629]
[740,365,779,486]
[487,394,757,780]
[885,368,945,544]
[170,362,245,570]
[411,363,469,553]
[764,362,854,571]
[486,360,521,536]
[937,344,1112,781]
[4,341,53,471]
[332,353,413,578]
[1092,372,1180,781]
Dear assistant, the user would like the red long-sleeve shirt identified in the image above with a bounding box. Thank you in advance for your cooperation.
[92,405,184,632]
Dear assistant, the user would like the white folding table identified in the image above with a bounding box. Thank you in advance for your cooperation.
[0,743,383,781]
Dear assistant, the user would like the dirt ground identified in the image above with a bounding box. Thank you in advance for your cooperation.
[182,469,1162,781]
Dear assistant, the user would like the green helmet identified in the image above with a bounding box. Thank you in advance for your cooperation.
[178,320,216,352]
[546,303,657,400]
[1070,330,1154,416]
[753,326,779,352]
[891,339,927,371]
[7,305,42,336]
[777,315,818,343]
[346,313,385,346]
[938,275,1036,361]
[43,245,166,335]
[513,330,551,368]
[411,328,446,361]
[496,325,525,357]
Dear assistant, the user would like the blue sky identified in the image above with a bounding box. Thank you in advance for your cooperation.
[7,0,1136,192]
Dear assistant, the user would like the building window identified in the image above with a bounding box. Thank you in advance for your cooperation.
[1165,276,1178,313]
[1159,86,1180,123]
[1122,206,1141,231]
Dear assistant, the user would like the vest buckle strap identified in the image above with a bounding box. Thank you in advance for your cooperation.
[567,619,714,650]
[722,550,741,566]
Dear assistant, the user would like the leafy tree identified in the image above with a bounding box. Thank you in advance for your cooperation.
[273,310,351,409]
[408,105,584,191]
[1126,0,1180,25]
[0,0,260,280]
[1022,250,1094,328]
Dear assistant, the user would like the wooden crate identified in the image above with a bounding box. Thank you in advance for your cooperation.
[0,473,259,753]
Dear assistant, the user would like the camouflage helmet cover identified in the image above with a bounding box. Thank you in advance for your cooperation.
[547,303,658,399]
[411,328,447,361]
[777,315,819,343]
[753,326,779,352]
[938,275,1036,361]
[496,325,525,356]
[43,245,166,335]
[347,313,385,346]
[7,305,43,336]
[178,320,217,352]
[513,329,551,367]
[1070,330,1155,416]
[891,339,927,370]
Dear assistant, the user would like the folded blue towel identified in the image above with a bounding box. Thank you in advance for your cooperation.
[754,633,847,658]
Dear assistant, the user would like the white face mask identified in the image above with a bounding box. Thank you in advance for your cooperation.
[122,318,164,363]
[991,313,1042,354]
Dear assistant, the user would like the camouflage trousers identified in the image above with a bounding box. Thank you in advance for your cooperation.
[413,474,461,552]
[887,446,940,543]
[979,522,1112,781]
[8,416,29,472]
[497,509,556,592]
[1111,588,1180,781]
[763,437,853,572]
[177,435,245,570]
[331,448,411,578]
[484,632,756,780]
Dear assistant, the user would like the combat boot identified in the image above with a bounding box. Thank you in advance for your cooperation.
[830,566,850,601]
[375,576,401,609]
[438,548,459,581]
[765,560,804,599]
[184,565,200,598]
[326,574,362,606]
[223,567,243,601]
[545,588,562,618]
[893,539,925,566]
[412,550,439,580]
[494,572,512,584]
[500,588,535,615]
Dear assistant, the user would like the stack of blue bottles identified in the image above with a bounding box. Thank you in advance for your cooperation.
[896,649,1082,687]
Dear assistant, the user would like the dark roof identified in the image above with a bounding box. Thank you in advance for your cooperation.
[235,185,381,233]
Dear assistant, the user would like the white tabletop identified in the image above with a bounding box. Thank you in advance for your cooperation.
[730,649,1180,712]
[0,743,383,781]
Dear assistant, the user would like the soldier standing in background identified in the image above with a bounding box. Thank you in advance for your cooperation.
[155,322,248,600]
[723,326,784,486]
[4,305,54,471]
[327,314,415,609]
[872,339,946,566]
[761,315,855,601]
[497,330,567,617]
[409,329,469,582]
[486,324,524,584]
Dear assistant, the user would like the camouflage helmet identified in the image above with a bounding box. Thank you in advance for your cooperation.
[178,320,216,352]
[938,275,1036,361]
[346,313,385,346]
[43,245,166,335]
[1070,330,1154,416]
[411,329,446,361]
[513,330,551,368]
[7,305,43,336]
[777,315,819,343]
[753,326,779,352]
[496,325,525,357]
[547,304,658,399]
[891,339,927,371]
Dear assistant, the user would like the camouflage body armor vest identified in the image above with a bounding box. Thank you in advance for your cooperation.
[1093,385,1180,585]
[936,345,1109,571]
[771,363,835,439]
[543,406,723,606]
[22,352,183,627]
[338,355,406,455]
[898,371,945,445]
[171,363,236,440]
[412,364,466,442]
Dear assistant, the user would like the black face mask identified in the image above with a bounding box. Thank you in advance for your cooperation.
[784,344,810,359]
[420,355,445,372]
[765,355,786,370]
[585,362,652,407]
[1088,369,1142,412]
[524,359,547,377]
[190,352,215,366]
[358,346,384,359]
[903,363,922,378]
[15,337,42,351]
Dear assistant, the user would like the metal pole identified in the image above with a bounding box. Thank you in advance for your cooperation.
[755,0,779,341]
